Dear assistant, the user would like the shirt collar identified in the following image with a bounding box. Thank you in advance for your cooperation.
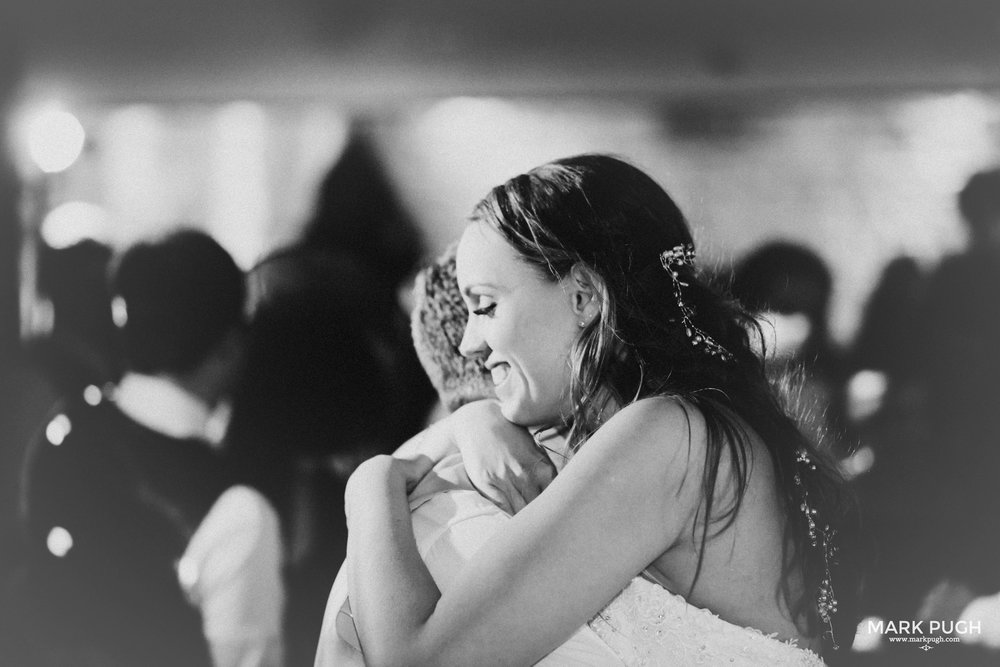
[114,372,227,444]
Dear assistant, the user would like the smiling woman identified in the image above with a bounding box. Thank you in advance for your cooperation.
[456,222,582,428]
[338,154,859,667]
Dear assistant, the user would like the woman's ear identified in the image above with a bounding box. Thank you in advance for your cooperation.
[565,263,606,325]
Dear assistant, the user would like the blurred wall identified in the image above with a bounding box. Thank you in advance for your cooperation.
[378,94,998,341]
[14,92,999,342]
[6,1,1000,342]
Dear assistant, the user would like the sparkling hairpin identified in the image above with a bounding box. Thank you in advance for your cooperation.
[795,449,840,650]
[659,244,733,362]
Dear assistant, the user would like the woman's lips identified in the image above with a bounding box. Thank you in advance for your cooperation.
[490,363,510,386]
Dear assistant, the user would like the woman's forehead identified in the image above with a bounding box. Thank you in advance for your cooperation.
[455,222,519,287]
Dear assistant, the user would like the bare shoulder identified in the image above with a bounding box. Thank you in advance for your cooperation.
[574,396,709,509]
[611,395,706,429]
[596,396,708,461]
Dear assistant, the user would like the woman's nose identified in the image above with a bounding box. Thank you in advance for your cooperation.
[459,318,488,358]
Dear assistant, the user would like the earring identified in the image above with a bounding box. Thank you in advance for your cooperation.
[578,320,587,328]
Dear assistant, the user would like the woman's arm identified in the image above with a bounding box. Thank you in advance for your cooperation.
[345,397,708,666]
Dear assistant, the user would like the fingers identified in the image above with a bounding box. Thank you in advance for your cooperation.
[520,456,557,501]
[504,481,529,514]
[512,473,541,505]
[506,457,555,511]
[471,479,516,515]
[463,446,557,514]
[472,476,528,515]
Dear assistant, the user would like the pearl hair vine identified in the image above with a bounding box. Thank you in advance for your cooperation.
[795,448,840,650]
[658,244,734,362]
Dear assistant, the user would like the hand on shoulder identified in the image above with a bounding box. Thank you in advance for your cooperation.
[450,399,557,514]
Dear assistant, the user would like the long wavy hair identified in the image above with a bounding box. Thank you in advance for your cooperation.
[471,154,860,654]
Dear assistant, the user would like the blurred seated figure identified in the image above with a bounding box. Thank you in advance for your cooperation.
[16,230,283,667]
[226,246,424,666]
[730,241,852,457]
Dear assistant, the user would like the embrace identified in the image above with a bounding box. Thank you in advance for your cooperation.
[317,155,858,666]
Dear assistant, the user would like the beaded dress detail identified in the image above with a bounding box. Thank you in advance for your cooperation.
[587,577,826,666]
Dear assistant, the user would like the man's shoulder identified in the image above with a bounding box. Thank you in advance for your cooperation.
[192,485,280,551]
[410,487,509,589]
[412,487,505,522]
[179,485,283,604]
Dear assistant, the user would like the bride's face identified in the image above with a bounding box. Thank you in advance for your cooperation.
[455,221,580,428]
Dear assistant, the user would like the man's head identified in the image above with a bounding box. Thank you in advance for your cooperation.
[110,229,245,390]
[958,167,1000,247]
[411,244,493,413]
[731,241,832,360]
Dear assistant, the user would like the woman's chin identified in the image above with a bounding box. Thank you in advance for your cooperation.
[497,399,557,430]
[497,400,527,424]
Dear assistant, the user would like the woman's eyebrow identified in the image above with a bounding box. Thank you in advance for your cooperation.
[461,283,499,298]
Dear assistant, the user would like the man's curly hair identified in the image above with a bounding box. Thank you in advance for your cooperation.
[411,244,494,413]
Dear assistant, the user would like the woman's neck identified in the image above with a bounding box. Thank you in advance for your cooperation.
[531,427,572,472]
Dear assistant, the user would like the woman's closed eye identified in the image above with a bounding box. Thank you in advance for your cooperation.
[472,302,497,317]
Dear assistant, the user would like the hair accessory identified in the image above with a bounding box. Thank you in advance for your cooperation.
[659,244,733,362]
[795,449,840,650]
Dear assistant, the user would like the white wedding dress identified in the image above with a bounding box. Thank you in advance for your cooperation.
[587,576,827,666]
[316,468,827,666]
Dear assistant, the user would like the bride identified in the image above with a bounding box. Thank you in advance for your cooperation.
[341,155,858,665]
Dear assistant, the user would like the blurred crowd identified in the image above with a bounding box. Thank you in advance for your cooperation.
[0,136,998,665]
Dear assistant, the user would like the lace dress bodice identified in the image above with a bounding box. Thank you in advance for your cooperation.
[587,577,826,666]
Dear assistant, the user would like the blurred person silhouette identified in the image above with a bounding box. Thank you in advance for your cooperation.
[851,256,924,383]
[900,167,1000,650]
[841,257,926,479]
[299,125,435,444]
[731,241,852,457]
[225,246,419,666]
[27,240,122,398]
[2,240,121,662]
[316,244,630,666]
[301,126,424,293]
[16,229,283,667]
[921,166,1000,446]
[844,256,941,638]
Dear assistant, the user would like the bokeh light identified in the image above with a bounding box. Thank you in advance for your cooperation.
[46,526,74,558]
[83,385,103,406]
[40,201,110,249]
[27,109,86,173]
[45,414,72,446]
